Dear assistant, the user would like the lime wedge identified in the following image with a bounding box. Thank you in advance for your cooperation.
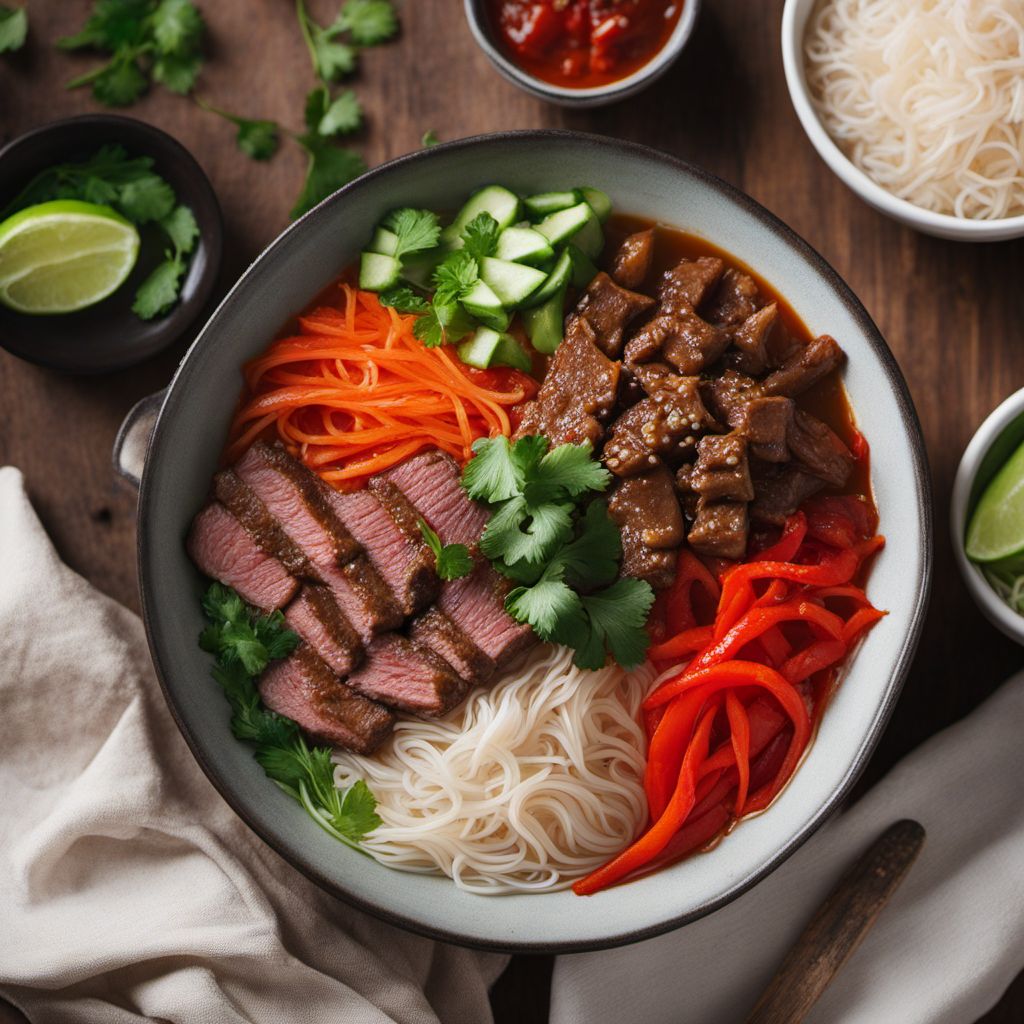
[0,199,140,314]
[965,438,1024,563]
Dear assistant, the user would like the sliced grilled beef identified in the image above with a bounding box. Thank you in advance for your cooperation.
[608,467,684,589]
[437,561,535,669]
[346,634,468,716]
[762,334,845,398]
[187,503,297,612]
[750,463,826,525]
[376,449,488,548]
[657,256,724,314]
[409,607,495,687]
[284,585,362,676]
[692,432,755,502]
[259,644,393,754]
[331,487,438,617]
[738,396,793,463]
[728,301,778,377]
[610,229,654,289]
[688,498,749,560]
[624,311,729,374]
[703,267,760,326]
[514,318,620,447]
[571,272,655,358]
[787,410,854,488]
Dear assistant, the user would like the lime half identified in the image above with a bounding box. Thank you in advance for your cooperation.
[965,438,1024,563]
[0,199,140,314]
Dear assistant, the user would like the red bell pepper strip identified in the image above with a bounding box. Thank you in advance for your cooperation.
[725,692,750,814]
[645,689,718,821]
[635,803,733,881]
[781,638,847,685]
[842,606,887,645]
[648,625,715,666]
[754,512,807,563]
[665,550,721,635]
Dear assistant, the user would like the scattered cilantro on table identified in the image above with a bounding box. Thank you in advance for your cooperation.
[421,129,440,148]
[200,583,381,849]
[462,436,655,670]
[418,519,473,581]
[0,5,27,53]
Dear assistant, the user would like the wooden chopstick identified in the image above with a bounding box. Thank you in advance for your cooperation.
[744,818,926,1024]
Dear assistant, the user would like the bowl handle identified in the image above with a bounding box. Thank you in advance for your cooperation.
[112,389,167,490]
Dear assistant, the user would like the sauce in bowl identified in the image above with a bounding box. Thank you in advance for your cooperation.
[488,0,684,89]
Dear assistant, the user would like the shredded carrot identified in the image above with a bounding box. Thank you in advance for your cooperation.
[225,285,537,489]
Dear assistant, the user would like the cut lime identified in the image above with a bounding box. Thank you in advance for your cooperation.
[965,438,1024,563]
[0,199,140,314]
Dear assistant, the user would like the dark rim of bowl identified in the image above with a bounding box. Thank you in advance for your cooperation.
[0,114,223,372]
[463,0,702,103]
[138,128,934,955]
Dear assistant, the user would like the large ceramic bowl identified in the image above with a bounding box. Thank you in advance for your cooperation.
[138,130,932,953]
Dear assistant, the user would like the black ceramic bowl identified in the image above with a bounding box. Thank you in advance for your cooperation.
[0,115,222,373]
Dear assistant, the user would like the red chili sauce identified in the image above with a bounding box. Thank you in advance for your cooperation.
[488,0,684,89]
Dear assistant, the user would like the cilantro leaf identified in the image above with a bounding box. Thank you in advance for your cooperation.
[384,207,441,259]
[0,6,27,53]
[506,570,583,642]
[291,134,366,219]
[461,212,500,261]
[199,584,300,676]
[535,441,611,497]
[577,578,655,670]
[337,0,398,46]
[317,89,363,136]
[432,249,478,302]
[160,204,198,253]
[412,297,473,348]
[551,499,621,590]
[131,255,185,319]
[462,435,522,503]
[59,0,151,52]
[118,172,175,222]
[152,51,201,93]
[150,0,203,55]
[418,518,473,581]
[480,494,573,566]
[378,286,429,313]
[422,129,440,147]
[235,118,280,160]
[306,20,356,82]
[89,55,149,105]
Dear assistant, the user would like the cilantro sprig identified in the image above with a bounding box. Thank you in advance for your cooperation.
[418,519,473,581]
[0,5,27,53]
[200,583,381,849]
[462,436,655,670]
[296,0,398,83]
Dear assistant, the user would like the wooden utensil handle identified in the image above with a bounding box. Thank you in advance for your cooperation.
[744,818,926,1024]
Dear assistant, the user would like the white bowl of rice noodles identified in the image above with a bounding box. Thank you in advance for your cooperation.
[782,0,1024,240]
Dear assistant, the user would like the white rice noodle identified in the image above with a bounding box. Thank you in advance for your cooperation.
[804,0,1024,219]
[333,645,654,894]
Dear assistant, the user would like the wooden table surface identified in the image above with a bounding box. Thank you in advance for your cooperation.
[3,2,1022,1020]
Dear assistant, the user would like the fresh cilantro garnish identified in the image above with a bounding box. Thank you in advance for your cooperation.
[418,518,473,581]
[461,212,501,261]
[59,0,205,105]
[197,99,280,160]
[297,0,397,83]
[200,583,381,849]
[117,172,175,223]
[336,0,398,46]
[412,298,473,348]
[131,203,199,319]
[432,249,479,301]
[421,129,440,147]
[377,286,429,313]
[317,89,363,136]
[0,5,28,53]
[461,437,651,669]
[384,207,441,259]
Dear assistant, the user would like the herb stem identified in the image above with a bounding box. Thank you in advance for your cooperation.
[295,0,319,77]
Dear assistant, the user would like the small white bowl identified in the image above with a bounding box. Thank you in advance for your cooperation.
[951,387,1024,645]
[780,0,1024,242]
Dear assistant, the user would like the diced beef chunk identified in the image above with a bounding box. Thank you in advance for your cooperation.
[728,301,778,377]
[703,268,760,326]
[187,503,297,612]
[514,318,620,447]
[750,464,826,525]
[608,467,684,589]
[235,442,360,566]
[345,634,468,716]
[610,229,654,289]
[787,410,854,488]
[701,369,765,429]
[624,311,729,375]
[331,487,438,617]
[376,449,488,548]
[692,432,755,502]
[674,463,700,519]
[762,334,845,398]
[571,272,655,358]
[259,644,393,754]
[688,498,749,560]
[409,607,495,687]
[213,469,312,578]
[738,396,793,463]
[437,561,535,668]
[284,585,361,676]
[657,256,724,314]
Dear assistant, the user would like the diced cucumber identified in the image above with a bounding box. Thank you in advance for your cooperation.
[400,247,445,289]
[521,285,567,355]
[359,251,401,291]
[523,190,578,220]
[524,248,572,307]
[458,326,504,369]
[535,202,604,258]
[578,186,612,223]
[495,226,555,267]
[441,185,521,247]
[493,334,532,372]
[571,208,604,259]
[566,243,599,288]
[461,279,510,332]
[368,227,399,256]
[479,257,547,307]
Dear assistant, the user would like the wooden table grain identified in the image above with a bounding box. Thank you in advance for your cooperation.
[2,2,1023,1021]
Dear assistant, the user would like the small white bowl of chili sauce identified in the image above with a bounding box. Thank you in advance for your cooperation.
[465,0,701,108]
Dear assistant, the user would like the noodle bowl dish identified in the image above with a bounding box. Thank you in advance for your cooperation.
[138,131,931,950]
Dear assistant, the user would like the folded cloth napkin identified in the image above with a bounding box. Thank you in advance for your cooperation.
[0,467,507,1024]
[552,657,1024,1021]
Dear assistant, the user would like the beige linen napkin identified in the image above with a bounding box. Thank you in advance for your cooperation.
[0,467,507,1024]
